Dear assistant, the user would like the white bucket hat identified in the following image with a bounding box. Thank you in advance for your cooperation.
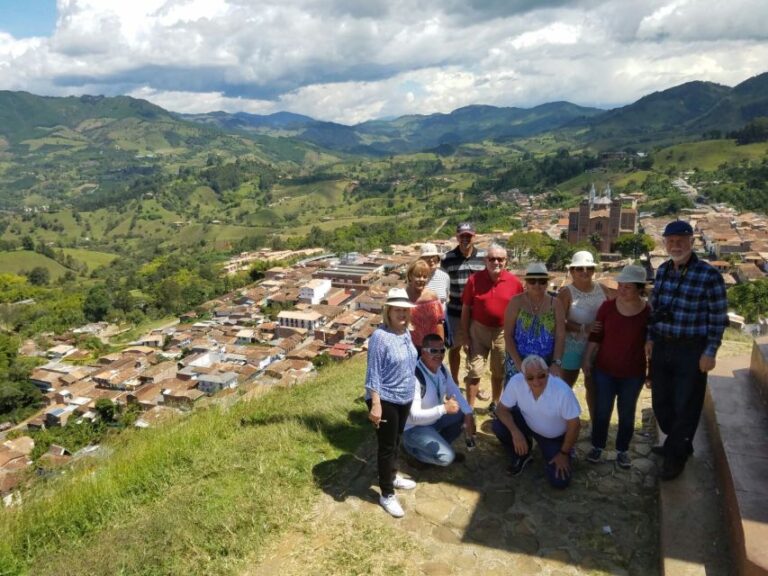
[419,243,440,257]
[385,287,417,308]
[568,251,596,268]
[615,265,647,284]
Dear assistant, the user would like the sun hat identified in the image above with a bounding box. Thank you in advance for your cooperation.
[567,250,596,268]
[523,262,550,279]
[615,265,647,284]
[456,222,476,235]
[662,220,694,236]
[419,243,440,257]
[385,287,417,308]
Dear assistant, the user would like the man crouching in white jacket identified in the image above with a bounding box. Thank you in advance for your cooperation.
[402,333,476,466]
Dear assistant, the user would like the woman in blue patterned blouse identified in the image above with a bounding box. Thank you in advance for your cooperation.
[365,287,419,518]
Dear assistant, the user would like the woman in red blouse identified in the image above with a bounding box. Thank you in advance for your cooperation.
[582,265,650,469]
[406,259,445,350]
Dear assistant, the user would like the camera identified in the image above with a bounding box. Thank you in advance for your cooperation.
[649,305,673,325]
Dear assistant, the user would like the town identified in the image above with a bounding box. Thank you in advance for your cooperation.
[4,173,768,503]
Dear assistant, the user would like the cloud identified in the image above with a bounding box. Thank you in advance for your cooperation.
[0,0,766,122]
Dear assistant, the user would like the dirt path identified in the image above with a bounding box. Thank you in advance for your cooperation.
[246,387,660,576]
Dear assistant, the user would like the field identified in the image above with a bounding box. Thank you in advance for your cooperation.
[61,248,118,270]
[653,140,768,172]
[0,251,69,280]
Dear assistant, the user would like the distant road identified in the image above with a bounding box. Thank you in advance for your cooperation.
[433,218,448,236]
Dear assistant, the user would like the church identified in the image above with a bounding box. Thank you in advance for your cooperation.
[567,184,638,252]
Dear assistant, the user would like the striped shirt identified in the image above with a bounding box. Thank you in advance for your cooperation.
[441,246,486,318]
[365,326,418,404]
[649,253,728,357]
[426,268,450,304]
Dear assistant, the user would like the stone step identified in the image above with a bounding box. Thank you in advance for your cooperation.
[658,405,732,575]
[706,353,768,576]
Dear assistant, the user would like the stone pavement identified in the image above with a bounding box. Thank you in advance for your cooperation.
[251,386,661,576]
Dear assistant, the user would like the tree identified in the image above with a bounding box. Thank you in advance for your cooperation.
[27,266,50,286]
[21,235,35,251]
[612,233,655,258]
[95,398,116,423]
[83,285,114,322]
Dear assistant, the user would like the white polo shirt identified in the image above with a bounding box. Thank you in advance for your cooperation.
[499,373,581,438]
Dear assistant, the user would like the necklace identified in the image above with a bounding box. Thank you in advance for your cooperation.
[526,293,544,314]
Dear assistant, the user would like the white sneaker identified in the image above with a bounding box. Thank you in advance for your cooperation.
[393,474,416,490]
[379,494,404,518]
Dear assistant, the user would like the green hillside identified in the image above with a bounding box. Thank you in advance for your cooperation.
[0,359,369,575]
[653,140,768,172]
[0,251,69,280]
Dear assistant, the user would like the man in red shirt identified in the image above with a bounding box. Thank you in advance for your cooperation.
[460,244,524,408]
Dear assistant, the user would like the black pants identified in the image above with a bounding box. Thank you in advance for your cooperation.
[650,339,707,462]
[367,399,411,497]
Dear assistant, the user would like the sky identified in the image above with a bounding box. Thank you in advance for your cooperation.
[0,0,767,124]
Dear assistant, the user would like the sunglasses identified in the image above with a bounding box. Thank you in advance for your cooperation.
[526,278,548,285]
[525,373,548,381]
[425,347,446,355]
[487,257,506,262]
[571,267,594,272]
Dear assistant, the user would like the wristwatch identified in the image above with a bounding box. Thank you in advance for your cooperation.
[552,359,562,367]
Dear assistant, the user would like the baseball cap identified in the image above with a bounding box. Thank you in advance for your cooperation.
[662,220,694,236]
[456,222,475,235]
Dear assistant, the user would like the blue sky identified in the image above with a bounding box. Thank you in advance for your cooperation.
[0,0,767,124]
[0,0,57,38]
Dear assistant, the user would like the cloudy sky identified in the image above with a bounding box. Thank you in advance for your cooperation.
[1,0,767,124]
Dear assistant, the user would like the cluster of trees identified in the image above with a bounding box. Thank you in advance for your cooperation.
[493,150,601,193]
[729,117,768,145]
[728,279,768,322]
[0,333,43,423]
[700,159,768,212]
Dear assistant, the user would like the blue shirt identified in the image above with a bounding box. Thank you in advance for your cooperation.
[365,327,418,404]
[649,253,728,357]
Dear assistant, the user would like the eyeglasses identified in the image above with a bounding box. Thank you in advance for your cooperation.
[526,278,548,285]
[487,257,506,262]
[425,347,446,355]
[525,373,548,381]
[571,267,594,272]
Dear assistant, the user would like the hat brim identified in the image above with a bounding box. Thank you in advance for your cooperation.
[420,252,440,257]
[567,263,595,269]
[524,274,550,280]
[386,300,417,309]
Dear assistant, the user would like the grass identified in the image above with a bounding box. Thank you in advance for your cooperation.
[60,248,118,270]
[0,251,69,280]
[653,140,768,173]
[0,357,369,575]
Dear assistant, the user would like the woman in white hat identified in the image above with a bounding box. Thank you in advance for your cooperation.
[503,262,566,391]
[556,250,615,421]
[581,265,650,469]
[365,288,419,517]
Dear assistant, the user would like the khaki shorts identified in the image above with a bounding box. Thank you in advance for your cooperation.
[466,322,505,381]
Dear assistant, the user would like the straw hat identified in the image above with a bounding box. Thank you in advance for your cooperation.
[567,251,596,268]
[385,288,416,308]
[523,262,550,279]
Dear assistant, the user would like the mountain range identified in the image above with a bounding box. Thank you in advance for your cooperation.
[179,71,768,153]
[1,71,767,163]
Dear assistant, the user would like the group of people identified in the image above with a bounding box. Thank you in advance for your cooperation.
[364,220,728,517]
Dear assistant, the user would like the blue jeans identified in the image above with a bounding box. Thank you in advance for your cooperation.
[402,411,465,466]
[492,407,572,489]
[591,368,645,452]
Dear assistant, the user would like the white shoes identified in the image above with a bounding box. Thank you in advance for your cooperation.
[392,474,416,490]
[379,475,415,517]
[379,494,405,517]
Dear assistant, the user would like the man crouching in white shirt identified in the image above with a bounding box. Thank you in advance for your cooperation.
[402,333,476,466]
[492,354,581,488]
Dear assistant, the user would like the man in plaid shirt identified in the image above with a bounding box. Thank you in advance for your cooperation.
[647,220,728,480]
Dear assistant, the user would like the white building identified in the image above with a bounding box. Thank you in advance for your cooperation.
[299,279,332,305]
[277,310,324,332]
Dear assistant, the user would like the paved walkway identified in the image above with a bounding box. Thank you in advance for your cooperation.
[250,386,660,576]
